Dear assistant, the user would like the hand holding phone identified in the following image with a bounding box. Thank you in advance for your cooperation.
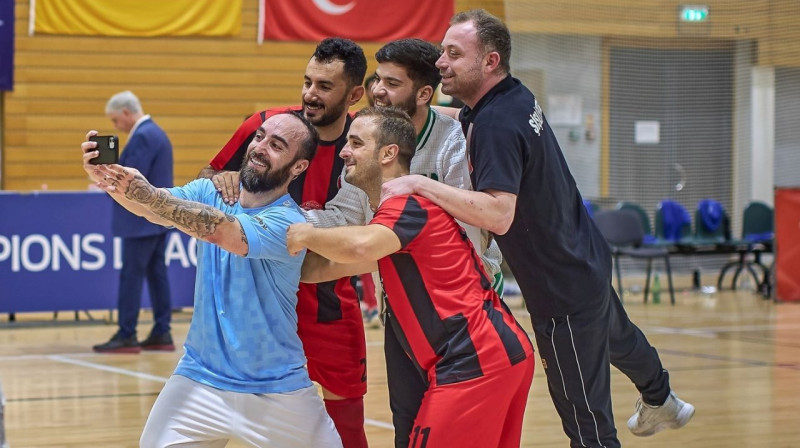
[88,135,119,165]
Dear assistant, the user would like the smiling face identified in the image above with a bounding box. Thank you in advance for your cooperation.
[340,116,383,192]
[436,20,487,106]
[301,57,351,129]
[240,114,309,193]
[372,62,420,119]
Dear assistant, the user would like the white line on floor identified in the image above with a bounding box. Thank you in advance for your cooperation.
[8,353,399,431]
[48,354,169,383]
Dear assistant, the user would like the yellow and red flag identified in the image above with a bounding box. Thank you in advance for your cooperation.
[30,0,241,37]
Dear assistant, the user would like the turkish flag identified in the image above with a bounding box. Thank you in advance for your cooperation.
[260,0,453,43]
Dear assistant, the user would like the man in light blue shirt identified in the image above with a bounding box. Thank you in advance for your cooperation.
[81,112,342,448]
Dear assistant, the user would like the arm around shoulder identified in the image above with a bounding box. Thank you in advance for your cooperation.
[288,222,401,264]
[382,175,517,235]
[301,251,377,283]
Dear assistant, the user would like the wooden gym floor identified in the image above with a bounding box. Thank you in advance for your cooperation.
[1,286,798,447]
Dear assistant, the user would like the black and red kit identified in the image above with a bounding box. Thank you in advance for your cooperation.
[371,194,534,447]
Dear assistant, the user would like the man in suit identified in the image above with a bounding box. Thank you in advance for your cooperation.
[93,91,175,353]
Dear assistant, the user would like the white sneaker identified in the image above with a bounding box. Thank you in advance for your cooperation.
[627,391,695,437]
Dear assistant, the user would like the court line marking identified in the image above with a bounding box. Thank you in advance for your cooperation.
[7,353,398,431]
[656,349,800,370]
[48,354,169,383]
[675,323,800,332]
[364,418,395,430]
[644,326,718,338]
[7,391,161,403]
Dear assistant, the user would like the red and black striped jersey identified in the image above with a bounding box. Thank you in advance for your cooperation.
[370,194,533,387]
[209,106,358,324]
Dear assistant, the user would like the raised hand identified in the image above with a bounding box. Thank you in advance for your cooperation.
[81,130,105,184]
[93,164,149,199]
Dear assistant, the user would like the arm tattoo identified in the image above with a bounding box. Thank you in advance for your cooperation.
[226,215,249,245]
[124,174,226,239]
[238,220,249,245]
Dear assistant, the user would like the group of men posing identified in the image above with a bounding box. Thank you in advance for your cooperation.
[81,9,694,448]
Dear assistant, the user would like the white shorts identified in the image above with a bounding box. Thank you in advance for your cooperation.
[140,375,342,448]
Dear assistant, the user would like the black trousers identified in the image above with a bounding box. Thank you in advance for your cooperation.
[531,285,670,448]
[384,313,427,448]
[118,234,172,338]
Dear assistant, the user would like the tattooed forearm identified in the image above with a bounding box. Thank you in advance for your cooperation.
[125,175,159,204]
[123,174,227,240]
[160,198,226,239]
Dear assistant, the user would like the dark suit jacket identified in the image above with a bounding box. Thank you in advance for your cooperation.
[112,117,174,238]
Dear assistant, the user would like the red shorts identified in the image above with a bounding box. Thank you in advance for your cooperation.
[296,280,367,398]
[408,355,534,448]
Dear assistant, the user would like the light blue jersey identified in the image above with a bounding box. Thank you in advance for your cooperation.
[168,179,310,394]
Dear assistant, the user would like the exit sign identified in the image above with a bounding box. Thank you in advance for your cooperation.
[681,5,709,22]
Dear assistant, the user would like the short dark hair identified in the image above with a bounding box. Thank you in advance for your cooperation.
[285,111,319,162]
[375,39,442,102]
[451,9,511,74]
[354,107,416,171]
[312,38,368,88]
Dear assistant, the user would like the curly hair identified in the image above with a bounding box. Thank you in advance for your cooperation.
[312,37,368,88]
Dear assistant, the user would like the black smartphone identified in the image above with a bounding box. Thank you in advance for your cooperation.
[88,135,119,165]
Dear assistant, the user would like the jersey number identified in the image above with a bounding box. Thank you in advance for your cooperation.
[410,425,431,448]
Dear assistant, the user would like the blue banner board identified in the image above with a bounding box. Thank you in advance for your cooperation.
[0,191,197,312]
[0,0,13,91]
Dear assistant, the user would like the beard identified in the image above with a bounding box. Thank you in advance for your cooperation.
[380,94,417,119]
[240,152,297,193]
[303,95,349,128]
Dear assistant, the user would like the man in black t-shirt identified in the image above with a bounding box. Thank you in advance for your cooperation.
[382,9,695,448]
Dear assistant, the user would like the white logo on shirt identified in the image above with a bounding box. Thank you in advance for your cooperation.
[529,100,543,136]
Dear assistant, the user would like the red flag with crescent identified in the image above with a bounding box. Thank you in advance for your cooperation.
[259,0,453,43]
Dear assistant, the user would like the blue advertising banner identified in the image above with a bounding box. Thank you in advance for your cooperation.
[0,191,197,312]
[0,0,13,90]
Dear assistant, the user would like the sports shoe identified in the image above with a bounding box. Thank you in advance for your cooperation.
[362,308,381,329]
[93,332,141,354]
[627,391,695,437]
[140,331,175,351]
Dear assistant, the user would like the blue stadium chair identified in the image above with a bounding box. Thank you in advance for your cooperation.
[654,200,692,247]
[689,199,728,246]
